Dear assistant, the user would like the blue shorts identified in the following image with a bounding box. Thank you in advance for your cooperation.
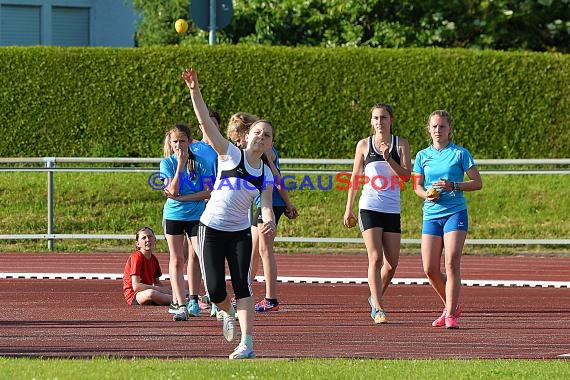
[422,209,468,237]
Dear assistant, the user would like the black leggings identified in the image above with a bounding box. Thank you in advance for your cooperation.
[197,224,253,304]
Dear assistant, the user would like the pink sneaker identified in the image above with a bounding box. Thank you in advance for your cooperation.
[432,306,462,327]
[445,313,460,329]
[432,309,447,327]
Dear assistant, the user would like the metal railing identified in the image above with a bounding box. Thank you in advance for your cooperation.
[1,157,569,250]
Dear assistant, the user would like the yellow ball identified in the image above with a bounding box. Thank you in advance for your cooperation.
[347,216,357,228]
[175,19,188,35]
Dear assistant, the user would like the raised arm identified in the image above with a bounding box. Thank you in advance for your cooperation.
[181,69,228,155]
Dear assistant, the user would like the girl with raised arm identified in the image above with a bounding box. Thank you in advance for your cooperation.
[182,68,275,359]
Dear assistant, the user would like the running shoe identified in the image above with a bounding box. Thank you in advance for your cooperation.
[221,310,236,342]
[210,303,219,318]
[368,296,388,324]
[229,343,255,359]
[432,309,447,327]
[198,299,209,310]
[187,299,201,317]
[432,307,462,327]
[173,306,189,321]
[255,298,279,312]
[168,302,179,314]
[445,313,460,329]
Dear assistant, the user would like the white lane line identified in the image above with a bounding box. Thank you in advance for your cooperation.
[0,273,569,288]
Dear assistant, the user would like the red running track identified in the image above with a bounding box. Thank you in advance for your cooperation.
[0,252,569,359]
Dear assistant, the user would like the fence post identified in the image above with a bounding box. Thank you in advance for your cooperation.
[44,157,56,251]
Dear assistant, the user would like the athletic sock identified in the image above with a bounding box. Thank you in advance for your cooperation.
[242,334,253,349]
[228,304,236,318]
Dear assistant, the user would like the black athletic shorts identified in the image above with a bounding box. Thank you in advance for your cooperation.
[359,209,401,233]
[164,219,200,237]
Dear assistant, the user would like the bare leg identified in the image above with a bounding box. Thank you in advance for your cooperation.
[362,227,384,309]
[380,232,400,295]
[258,226,277,299]
[188,236,202,297]
[135,289,172,306]
[166,234,187,307]
[443,230,466,315]
[236,296,254,338]
[421,234,446,305]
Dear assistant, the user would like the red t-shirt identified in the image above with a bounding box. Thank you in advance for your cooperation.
[122,251,163,305]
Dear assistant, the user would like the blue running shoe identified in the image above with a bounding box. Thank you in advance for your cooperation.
[187,299,200,317]
[368,296,387,324]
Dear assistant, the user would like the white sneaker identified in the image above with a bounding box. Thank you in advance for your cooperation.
[229,343,255,359]
[210,303,218,318]
[221,310,236,342]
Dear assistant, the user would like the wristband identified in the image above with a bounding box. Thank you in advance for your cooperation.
[453,182,460,191]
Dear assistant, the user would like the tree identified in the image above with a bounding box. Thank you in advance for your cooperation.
[132,0,569,52]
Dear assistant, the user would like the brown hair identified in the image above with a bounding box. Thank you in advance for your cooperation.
[164,123,196,175]
[135,226,155,250]
[370,103,394,134]
[249,119,276,167]
[208,107,222,129]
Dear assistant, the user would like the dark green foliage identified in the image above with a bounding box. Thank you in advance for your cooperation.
[136,0,569,53]
[0,46,568,158]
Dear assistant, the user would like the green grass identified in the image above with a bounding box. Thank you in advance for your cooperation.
[0,171,569,255]
[0,358,569,379]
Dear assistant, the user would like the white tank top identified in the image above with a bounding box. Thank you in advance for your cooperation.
[358,135,402,214]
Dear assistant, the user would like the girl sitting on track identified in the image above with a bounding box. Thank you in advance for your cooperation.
[122,227,172,306]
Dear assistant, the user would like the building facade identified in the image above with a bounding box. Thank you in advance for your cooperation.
[0,0,137,47]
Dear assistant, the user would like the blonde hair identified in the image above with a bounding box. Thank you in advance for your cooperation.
[226,112,258,148]
[162,133,172,158]
[426,109,453,142]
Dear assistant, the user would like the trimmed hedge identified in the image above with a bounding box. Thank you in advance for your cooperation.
[0,46,568,158]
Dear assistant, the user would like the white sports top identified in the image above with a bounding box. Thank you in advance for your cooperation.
[200,143,273,231]
[358,135,402,214]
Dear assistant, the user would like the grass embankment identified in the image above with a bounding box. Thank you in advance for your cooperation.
[0,170,568,255]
